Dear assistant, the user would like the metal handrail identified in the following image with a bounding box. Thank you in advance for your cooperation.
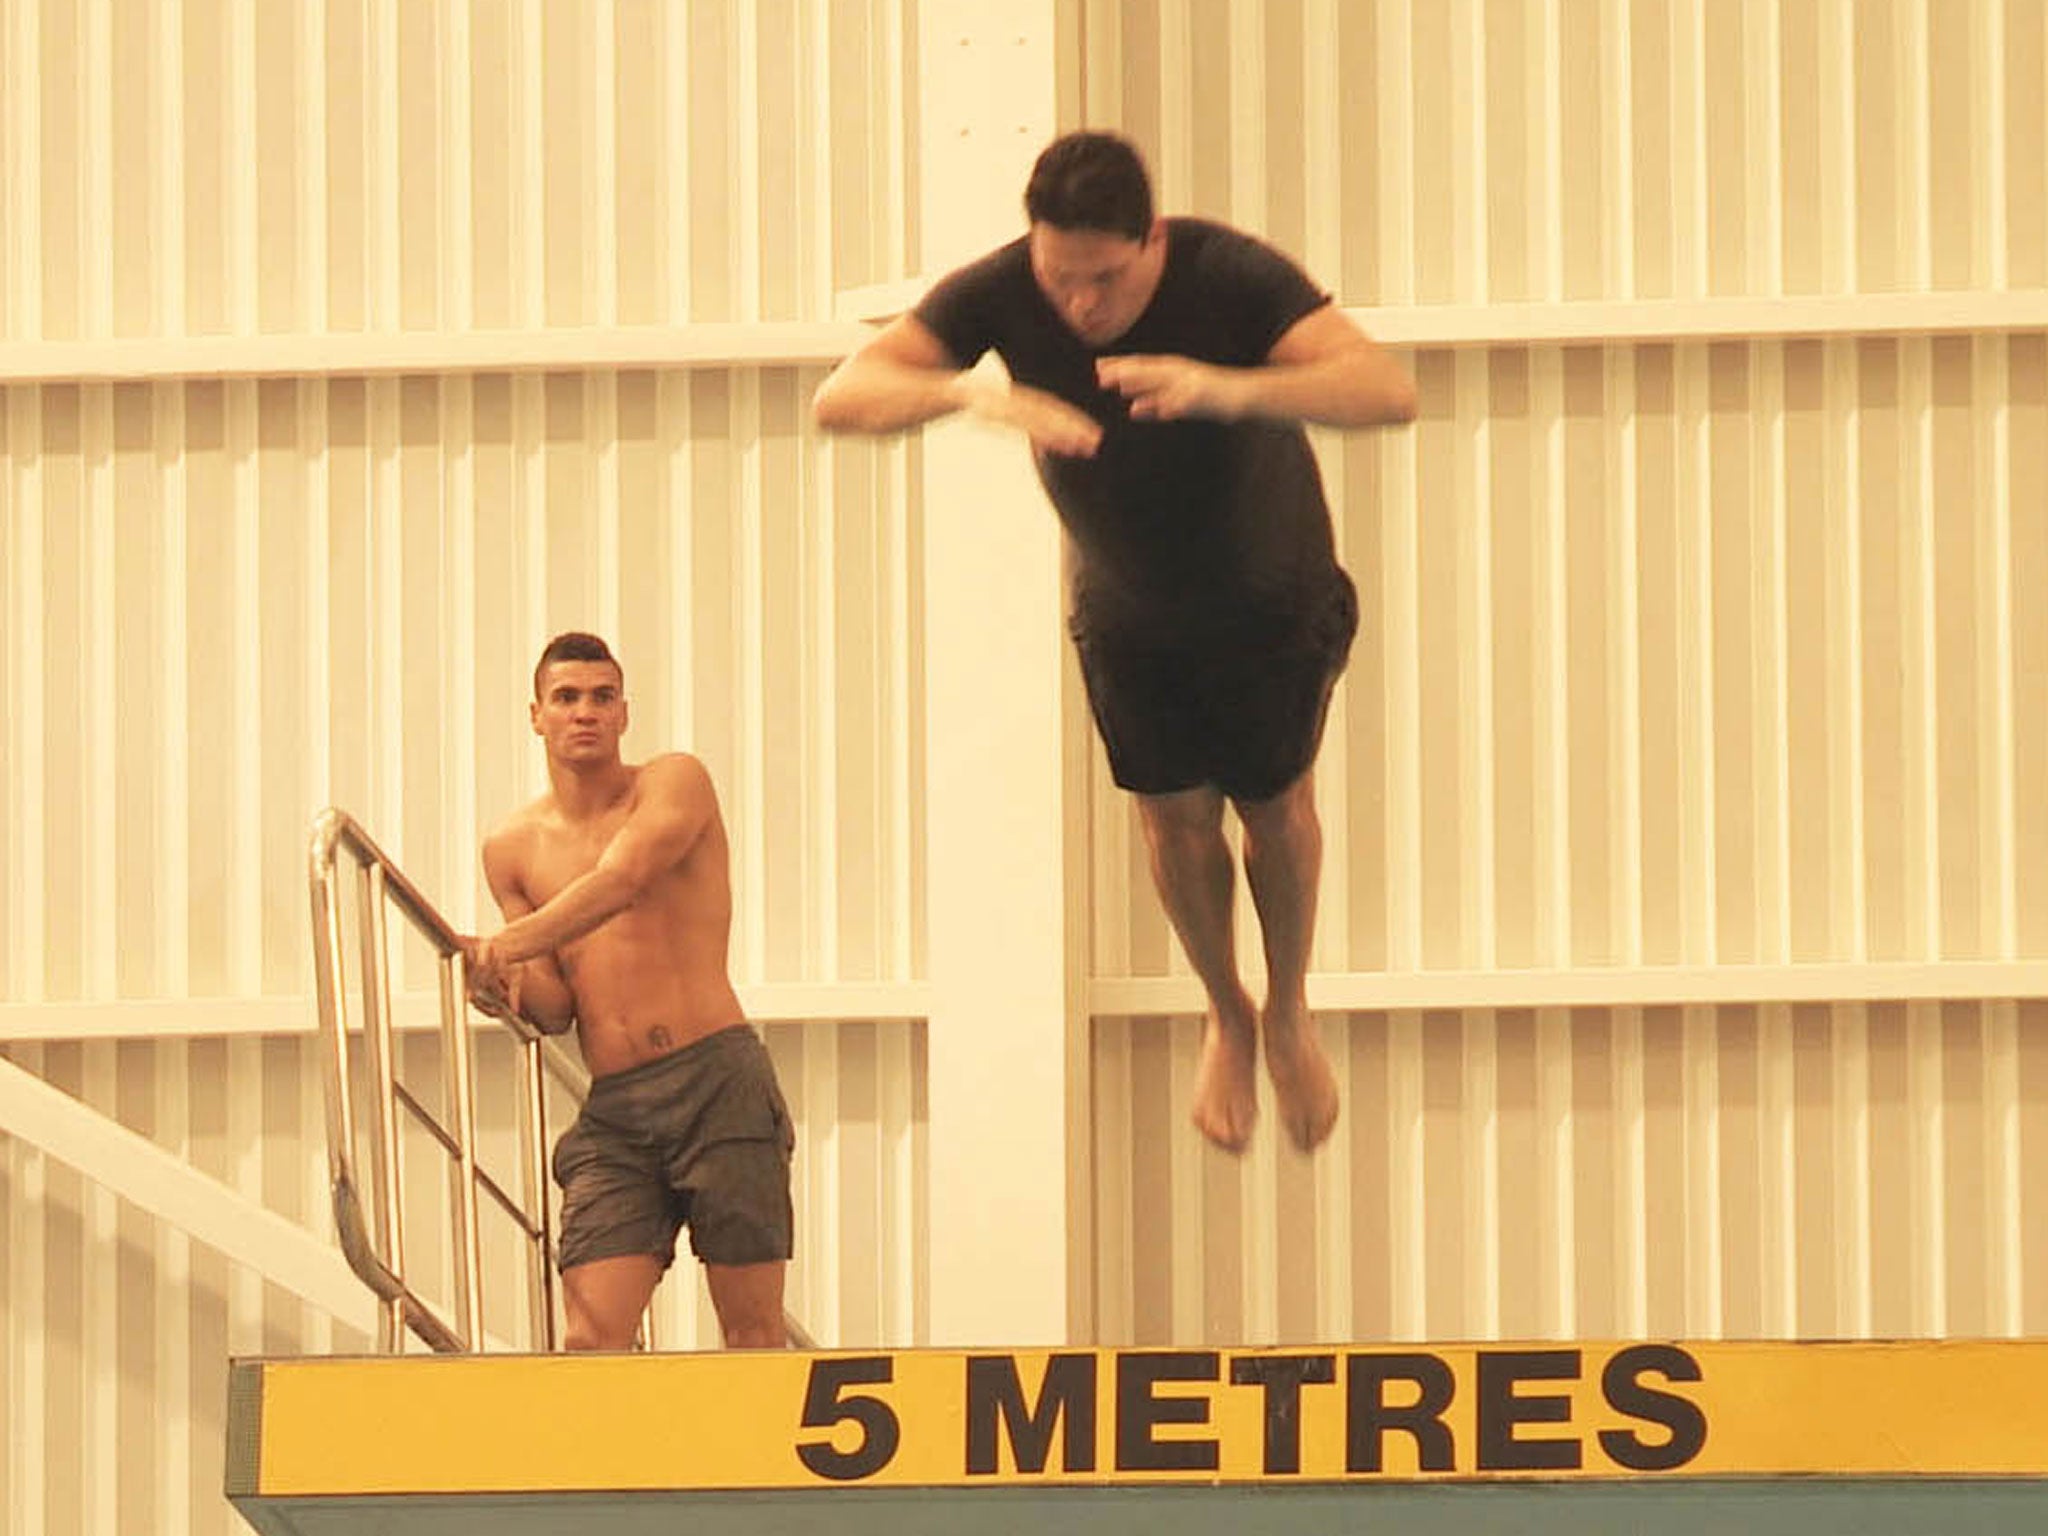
[308,807,564,1352]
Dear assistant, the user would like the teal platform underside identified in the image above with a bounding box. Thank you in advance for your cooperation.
[234,1477,2048,1536]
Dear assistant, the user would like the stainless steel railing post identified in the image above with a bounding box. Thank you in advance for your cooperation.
[358,862,407,1353]
[440,948,485,1348]
[518,1037,559,1350]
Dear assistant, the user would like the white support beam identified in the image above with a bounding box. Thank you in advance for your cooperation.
[1094,960,2048,1017]
[6,958,2041,1042]
[1350,291,2048,347]
[830,278,929,323]
[0,981,934,1042]
[0,323,874,383]
[849,288,2048,341]
[0,1053,377,1333]
[917,0,1077,1348]
[9,291,2044,386]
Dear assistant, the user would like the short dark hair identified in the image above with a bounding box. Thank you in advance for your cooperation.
[1023,131,1153,241]
[532,631,622,700]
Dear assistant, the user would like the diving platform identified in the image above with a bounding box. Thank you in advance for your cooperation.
[277,817,2048,1530]
[228,1339,2048,1535]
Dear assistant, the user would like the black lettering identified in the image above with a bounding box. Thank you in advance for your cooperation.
[1476,1350,1582,1471]
[795,1356,900,1481]
[1346,1353,1457,1473]
[1229,1354,1336,1474]
[966,1354,1097,1475]
[1598,1345,1707,1471]
[1115,1351,1220,1472]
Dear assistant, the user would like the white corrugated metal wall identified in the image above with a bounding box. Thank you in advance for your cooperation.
[1080,0,2048,1345]
[4,0,2048,1528]
[0,3,927,1533]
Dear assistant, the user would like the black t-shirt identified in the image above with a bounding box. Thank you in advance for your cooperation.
[914,218,1346,646]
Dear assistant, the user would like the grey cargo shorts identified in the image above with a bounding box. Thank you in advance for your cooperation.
[551,1023,795,1271]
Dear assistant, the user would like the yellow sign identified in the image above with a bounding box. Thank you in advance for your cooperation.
[235,1340,2048,1497]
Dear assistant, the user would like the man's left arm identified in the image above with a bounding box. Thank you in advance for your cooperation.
[1098,304,1418,428]
[483,755,717,967]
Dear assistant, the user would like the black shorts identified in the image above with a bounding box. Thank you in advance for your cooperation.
[551,1024,795,1272]
[1072,572,1358,803]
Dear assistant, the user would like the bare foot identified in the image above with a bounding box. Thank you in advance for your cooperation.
[1263,1001,1339,1152]
[1191,1011,1259,1153]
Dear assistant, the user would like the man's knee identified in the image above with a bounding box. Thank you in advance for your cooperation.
[560,1253,663,1351]
[1233,773,1319,844]
[1235,768,1315,818]
[1138,787,1226,850]
[721,1314,788,1349]
[705,1257,788,1350]
[563,1314,639,1351]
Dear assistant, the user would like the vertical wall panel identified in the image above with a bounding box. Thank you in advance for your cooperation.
[1097,1000,2048,1345]
[1,1,25,335]
[0,407,10,1004]
[2,9,929,1535]
[0,350,933,1511]
[0,1019,921,1534]
[1091,333,2046,1338]
[39,395,83,1004]
[0,1037,371,1536]
[1089,332,2044,969]
[1078,0,2046,301]
[1076,0,2048,1344]
[3,4,2046,1523]
[0,365,922,1000]
[2009,0,2047,287]
[2015,337,2048,956]
[1,0,916,340]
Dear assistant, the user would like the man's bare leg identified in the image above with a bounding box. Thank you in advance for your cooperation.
[705,1261,788,1348]
[1236,772,1340,1151]
[561,1254,664,1350]
[1136,787,1260,1152]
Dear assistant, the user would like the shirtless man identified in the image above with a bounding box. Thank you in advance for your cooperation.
[464,631,793,1350]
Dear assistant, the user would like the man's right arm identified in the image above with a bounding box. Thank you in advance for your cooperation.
[476,829,577,1035]
[812,315,1104,457]
[811,315,979,434]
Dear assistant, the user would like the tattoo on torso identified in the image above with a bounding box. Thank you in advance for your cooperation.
[649,1025,674,1051]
